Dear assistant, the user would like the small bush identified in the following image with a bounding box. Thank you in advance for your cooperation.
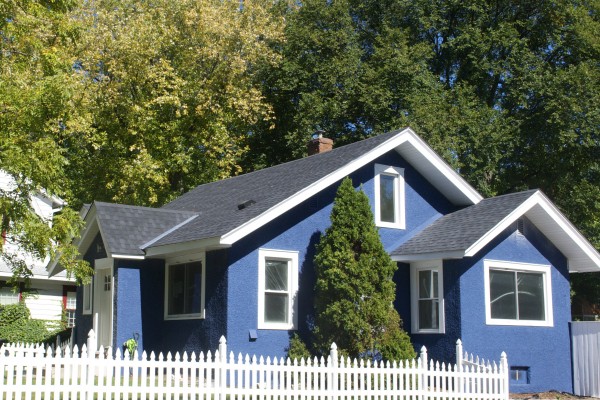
[286,333,312,361]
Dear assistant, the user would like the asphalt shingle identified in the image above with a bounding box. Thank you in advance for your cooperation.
[391,190,538,257]
[150,129,404,247]
[94,202,197,255]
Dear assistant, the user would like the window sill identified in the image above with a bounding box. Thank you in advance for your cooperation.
[486,319,553,327]
[376,221,406,229]
[412,328,445,334]
[164,311,205,321]
[258,323,296,331]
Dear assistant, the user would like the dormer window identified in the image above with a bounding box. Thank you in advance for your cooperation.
[374,164,405,229]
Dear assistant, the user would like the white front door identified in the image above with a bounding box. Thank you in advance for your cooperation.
[94,258,114,348]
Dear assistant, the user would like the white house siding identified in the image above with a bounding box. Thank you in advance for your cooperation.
[24,280,64,321]
[0,170,75,323]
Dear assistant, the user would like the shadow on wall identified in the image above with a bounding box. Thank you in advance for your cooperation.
[288,230,321,350]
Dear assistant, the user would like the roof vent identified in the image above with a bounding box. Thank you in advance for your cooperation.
[238,200,256,210]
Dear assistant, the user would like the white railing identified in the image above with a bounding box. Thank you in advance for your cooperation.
[1,331,508,400]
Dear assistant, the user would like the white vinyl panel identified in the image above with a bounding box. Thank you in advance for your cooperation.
[572,321,600,397]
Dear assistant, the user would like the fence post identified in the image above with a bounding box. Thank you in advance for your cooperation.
[419,346,428,400]
[500,351,508,398]
[455,339,463,370]
[329,343,338,400]
[87,329,97,359]
[455,339,463,395]
[218,336,227,400]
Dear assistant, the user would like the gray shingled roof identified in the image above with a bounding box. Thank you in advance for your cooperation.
[148,130,404,248]
[391,190,538,257]
[94,202,197,256]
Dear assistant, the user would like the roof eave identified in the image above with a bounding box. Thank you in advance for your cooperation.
[391,250,465,262]
[144,237,228,258]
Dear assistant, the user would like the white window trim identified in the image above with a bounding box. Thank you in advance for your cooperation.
[258,249,299,330]
[410,261,445,334]
[82,282,93,315]
[164,252,206,321]
[483,260,553,327]
[374,164,405,229]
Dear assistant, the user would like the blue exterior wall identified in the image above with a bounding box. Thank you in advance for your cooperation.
[223,151,455,357]
[114,259,163,355]
[121,249,229,355]
[456,218,572,393]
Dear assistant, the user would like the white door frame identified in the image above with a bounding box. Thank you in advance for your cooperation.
[94,258,114,348]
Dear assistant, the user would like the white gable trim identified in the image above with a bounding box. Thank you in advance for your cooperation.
[220,128,483,246]
[464,191,600,273]
[139,215,198,249]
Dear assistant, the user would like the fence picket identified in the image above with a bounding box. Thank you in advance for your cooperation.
[0,335,508,400]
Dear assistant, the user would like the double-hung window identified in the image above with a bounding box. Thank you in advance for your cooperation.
[165,254,205,320]
[484,260,553,326]
[374,164,405,229]
[65,290,77,327]
[258,249,298,330]
[410,261,444,333]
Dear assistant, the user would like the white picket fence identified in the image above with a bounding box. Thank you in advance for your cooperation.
[1,332,509,400]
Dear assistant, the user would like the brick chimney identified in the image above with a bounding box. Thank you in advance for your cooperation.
[307,132,333,156]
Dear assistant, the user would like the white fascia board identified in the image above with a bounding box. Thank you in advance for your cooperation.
[0,270,74,282]
[73,205,99,253]
[143,237,227,258]
[391,250,465,262]
[139,215,198,249]
[220,127,483,245]
[464,194,540,257]
[48,206,101,276]
[400,131,483,205]
[531,193,600,272]
[111,254,146,260]
[74,204,114,259]
[464,191,600,272]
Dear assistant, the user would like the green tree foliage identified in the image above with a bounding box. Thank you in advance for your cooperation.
[64,0,285,206]
[0,0,92,284]
[313,178,414,360]
[244,0,435,169]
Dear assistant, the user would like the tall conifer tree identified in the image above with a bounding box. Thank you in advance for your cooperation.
[313,178,414,360]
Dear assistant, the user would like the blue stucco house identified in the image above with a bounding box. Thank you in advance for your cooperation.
[54,127,600,393]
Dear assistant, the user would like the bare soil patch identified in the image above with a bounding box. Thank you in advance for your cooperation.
[510,391,598,399]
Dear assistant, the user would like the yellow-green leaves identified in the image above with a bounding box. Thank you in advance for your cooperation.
[69,0,285,206]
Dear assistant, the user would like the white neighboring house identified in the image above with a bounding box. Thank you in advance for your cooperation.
[0,171,77,327]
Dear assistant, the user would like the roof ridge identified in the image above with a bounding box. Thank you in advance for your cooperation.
[482,189,538,200]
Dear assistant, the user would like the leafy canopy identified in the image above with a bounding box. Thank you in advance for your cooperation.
[0,0,91,284]
[64,0,285,207]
